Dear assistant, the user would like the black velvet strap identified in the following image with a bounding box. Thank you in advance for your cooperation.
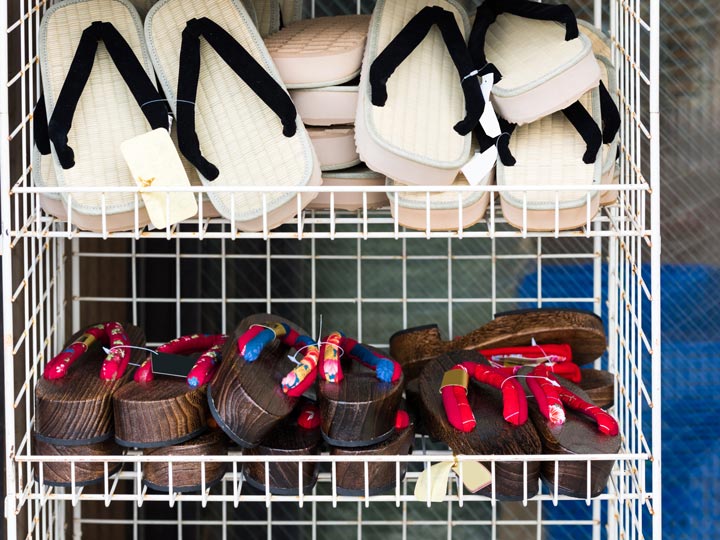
[475,117,517,166]
[48,21,169,169]
[598,81,621,144]
[562,101,602,164]
[369,5,484,136]
[469,0,580,79]
[34,94,51,156]
[177,17,298,181]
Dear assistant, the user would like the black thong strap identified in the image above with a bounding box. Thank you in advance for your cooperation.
[368,5,485,136]
[48,21,169,170]
[598,81,621,144]
[475,117,517,166]
[476,99,602,167]
[34,94,51,156]
[176,17,298,181]
[562,101,602,164]
[469,0,580,80]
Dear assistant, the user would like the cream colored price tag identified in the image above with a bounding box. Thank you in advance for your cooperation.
[462,146,497,186]
[120,129,198,230]
[453,461,492,493]
[414,461,453,502]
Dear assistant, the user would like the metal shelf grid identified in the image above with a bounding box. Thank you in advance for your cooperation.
[0,0,661,539]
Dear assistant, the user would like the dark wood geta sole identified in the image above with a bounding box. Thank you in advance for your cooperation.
[419,351,543,500]
[331,425,415,496]
[113,379,209,448]
[34,434,123,487]
[35,325,145,446]
[142,431,228,493]
[208,314,305,448]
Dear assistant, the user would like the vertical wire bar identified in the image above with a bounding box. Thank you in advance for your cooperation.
[649,0,662,538]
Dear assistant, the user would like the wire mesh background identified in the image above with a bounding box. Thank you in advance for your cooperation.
[0,0,698,538]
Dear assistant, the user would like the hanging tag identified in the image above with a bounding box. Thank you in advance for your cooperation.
[479,74,501,138]
[462,145,498,186]
[414,461,454,502]
[452,461,492,493]
[150,352,196,378]
[120,128,198,230]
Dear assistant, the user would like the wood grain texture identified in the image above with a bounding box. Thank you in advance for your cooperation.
[35,325,145,445]
[34,434,123,487]
[331,425,415,496]
[579,368,615,409]
[418,350,542,500]
[113,378,208,448]
[390,309,607,379]
[208,314,307,448]
[319,350,404,447]
[143,431,228,493]
[243,402,323,495]
[518,367,621,498]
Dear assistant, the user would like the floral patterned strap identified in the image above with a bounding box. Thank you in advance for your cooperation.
[319,332,402,384]
[236,322,319,397]
[43,322,132,381]
[133,334,228,388]
[479,343,580,382]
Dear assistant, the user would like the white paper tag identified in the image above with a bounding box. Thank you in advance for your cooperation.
[452,461,492,493]
[462,146,498,186]
[414,461,453,502]
[479,74,501,137]
[120,129,198,230]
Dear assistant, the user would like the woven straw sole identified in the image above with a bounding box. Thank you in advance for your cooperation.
[32,127,220,224]
[252,0,279,37]
[280,0,303,24]
[488,15,600,125]
[387,170,493,231]
[289,85,358,126]
[499,85,602,231]
[146,0,321,232]
[39,0,159,232]
[356,0,472,185]
[308,167,387,211]
[308,127,360,171]
[266,15,370,89]
[600,166,619,206]
[578,20,612,58]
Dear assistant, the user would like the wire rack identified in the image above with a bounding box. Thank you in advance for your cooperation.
[0,0,661,539]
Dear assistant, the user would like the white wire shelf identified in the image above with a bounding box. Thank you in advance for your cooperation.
[13,445,651,509]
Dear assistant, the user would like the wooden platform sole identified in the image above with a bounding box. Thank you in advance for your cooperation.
[143,431,228,493]
[419,351,542,500]
[331,425,415,496]
[34,435,123,487]
[113,379,209,448]
[404,379,427,436]
[390,309,606,380]
[208,314,307,448]
[35,325,145,446]
[243,404,323,495]
[519,369,621,498]
[579,368,615,409]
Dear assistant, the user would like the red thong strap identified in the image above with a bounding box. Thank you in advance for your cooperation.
[479,343,580,383]
[43,322,132,381]
[441,362,529,432]
[528,365,619,436]
[133,334,228,388]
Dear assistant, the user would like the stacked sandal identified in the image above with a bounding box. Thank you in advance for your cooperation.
[318,332,414,495]
[34,0,321,233]
[418,350,619,499]
[263,11,389,212]
[35,325,231,492]
[469,0,621,230]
